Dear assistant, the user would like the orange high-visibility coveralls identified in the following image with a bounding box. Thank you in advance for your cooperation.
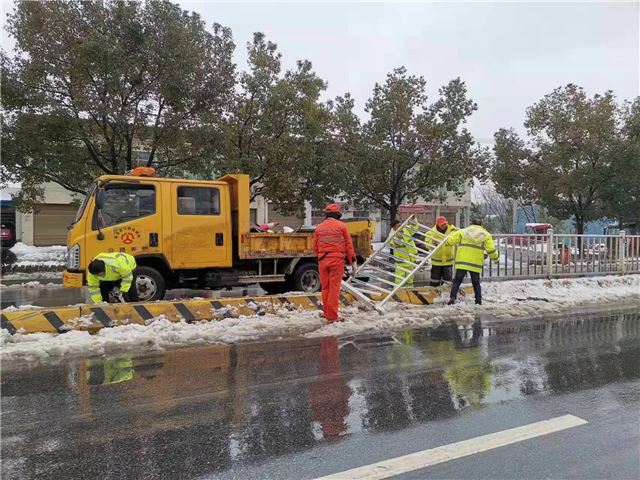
[313,217,356,322]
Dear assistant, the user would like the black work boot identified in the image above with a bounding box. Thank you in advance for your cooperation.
[447,298,455,305]
[475,298,482,305]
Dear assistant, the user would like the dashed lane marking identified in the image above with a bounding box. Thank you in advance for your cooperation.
[314,414,588,480]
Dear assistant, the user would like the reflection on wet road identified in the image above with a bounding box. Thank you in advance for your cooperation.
[2,308,639,479]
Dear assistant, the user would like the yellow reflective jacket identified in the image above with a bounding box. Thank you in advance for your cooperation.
[446,225,499,273]
[428,224,457,266]
[390,226,418,263]
[87,252,136,302]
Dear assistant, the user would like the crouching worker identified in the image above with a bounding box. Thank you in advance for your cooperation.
[313,204,357,323]
[87,252,138,303]
[446,219,498,305]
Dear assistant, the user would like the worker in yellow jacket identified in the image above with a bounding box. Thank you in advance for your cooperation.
[446,219,499,305]
[428,216,457,287]
[389,220,418,287]
[87,252,138,303]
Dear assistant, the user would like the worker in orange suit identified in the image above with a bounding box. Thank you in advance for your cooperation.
[313,204,357,323]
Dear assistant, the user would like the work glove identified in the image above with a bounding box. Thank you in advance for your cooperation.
[111,287,125,303]
[350,262,358,277]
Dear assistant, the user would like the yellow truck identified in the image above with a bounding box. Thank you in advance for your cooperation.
[64,170,374,301]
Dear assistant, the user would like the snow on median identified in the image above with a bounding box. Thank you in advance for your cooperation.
[1,274,639,364]
[9,242,66,266]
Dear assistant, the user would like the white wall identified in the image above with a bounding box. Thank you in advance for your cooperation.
[413,185,472,208]
[250,196,268,225]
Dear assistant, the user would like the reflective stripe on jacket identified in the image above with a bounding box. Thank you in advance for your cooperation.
[389,226,418,263]
[313,218,356,262]
[429,224,456,266]
[446,225,499,273]
[87,252,137,302]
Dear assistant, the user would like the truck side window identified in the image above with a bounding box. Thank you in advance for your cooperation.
[177,187,220,215]
[95,184,156,229]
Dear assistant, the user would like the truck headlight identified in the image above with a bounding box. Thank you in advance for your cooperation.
[66,244,80,270]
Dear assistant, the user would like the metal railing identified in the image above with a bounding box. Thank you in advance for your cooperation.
[481,230,640,280]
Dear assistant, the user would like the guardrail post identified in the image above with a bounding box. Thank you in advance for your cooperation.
[620,230,626,273]
[546,228,554,276]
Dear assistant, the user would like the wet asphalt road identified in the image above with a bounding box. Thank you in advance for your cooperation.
[2,307,640,479]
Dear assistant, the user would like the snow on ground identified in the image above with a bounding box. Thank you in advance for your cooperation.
[1,304,41,312]
[9,242,66,267]
[0,281,59,289]
[1,271,63,282]
[1,274,639,364]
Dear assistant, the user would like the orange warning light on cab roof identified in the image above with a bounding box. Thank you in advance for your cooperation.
[128,167,156,177]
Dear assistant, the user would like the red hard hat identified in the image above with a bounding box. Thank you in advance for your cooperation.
[436,216,448,227]
[325,203,342,214]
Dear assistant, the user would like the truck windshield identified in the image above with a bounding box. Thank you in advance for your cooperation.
[74,182,96,224]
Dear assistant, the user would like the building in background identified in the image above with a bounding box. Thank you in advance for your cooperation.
[1,183,80,246]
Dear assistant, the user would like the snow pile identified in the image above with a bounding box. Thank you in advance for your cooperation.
[0,271,63,283]
[1,304,41,312]
[1,274,639,364]
[0,312,328,363]
[0,281,58,290]
[10,242,66,267]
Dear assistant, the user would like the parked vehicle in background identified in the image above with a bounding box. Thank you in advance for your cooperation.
[605,222,640,256]
[503,223,552,246]
[604,222,638,235]
[0,222,16,250]
[63,168,375,301]
[0,222,17,266]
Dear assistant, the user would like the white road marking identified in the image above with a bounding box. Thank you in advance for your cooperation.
[314,414,588,480]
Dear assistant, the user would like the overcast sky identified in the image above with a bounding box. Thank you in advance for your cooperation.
[2,1,639,144]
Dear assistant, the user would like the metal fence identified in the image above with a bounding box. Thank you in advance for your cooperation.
[481,231,640,280]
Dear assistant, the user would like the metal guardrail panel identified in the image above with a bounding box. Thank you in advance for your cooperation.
[478,231,640,279]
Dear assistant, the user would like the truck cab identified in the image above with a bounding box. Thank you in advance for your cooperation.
[64,170,374,301]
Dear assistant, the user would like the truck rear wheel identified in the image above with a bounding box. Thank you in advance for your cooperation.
[291,263,321,293]
[134,266,166,302]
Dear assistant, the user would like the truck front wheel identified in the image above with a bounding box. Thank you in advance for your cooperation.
[291,263,321,293]
[134,266,166,302]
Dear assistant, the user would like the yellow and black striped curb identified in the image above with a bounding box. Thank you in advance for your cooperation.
[1,286,472,335]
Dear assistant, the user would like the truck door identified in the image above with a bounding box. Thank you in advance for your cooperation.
[85,181,162,262]
[171,184,231,268]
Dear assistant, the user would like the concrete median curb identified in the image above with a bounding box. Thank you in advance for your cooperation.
[1,286,469,335]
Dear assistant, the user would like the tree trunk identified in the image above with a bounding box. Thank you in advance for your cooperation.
[575,215,585,235]
[389,189,398,225]
[389,204,398,229]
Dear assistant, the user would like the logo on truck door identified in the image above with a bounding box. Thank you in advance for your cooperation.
[114,226,141,244]
[121,232,135,244]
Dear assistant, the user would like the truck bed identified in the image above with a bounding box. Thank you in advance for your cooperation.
[239,219,375,260]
